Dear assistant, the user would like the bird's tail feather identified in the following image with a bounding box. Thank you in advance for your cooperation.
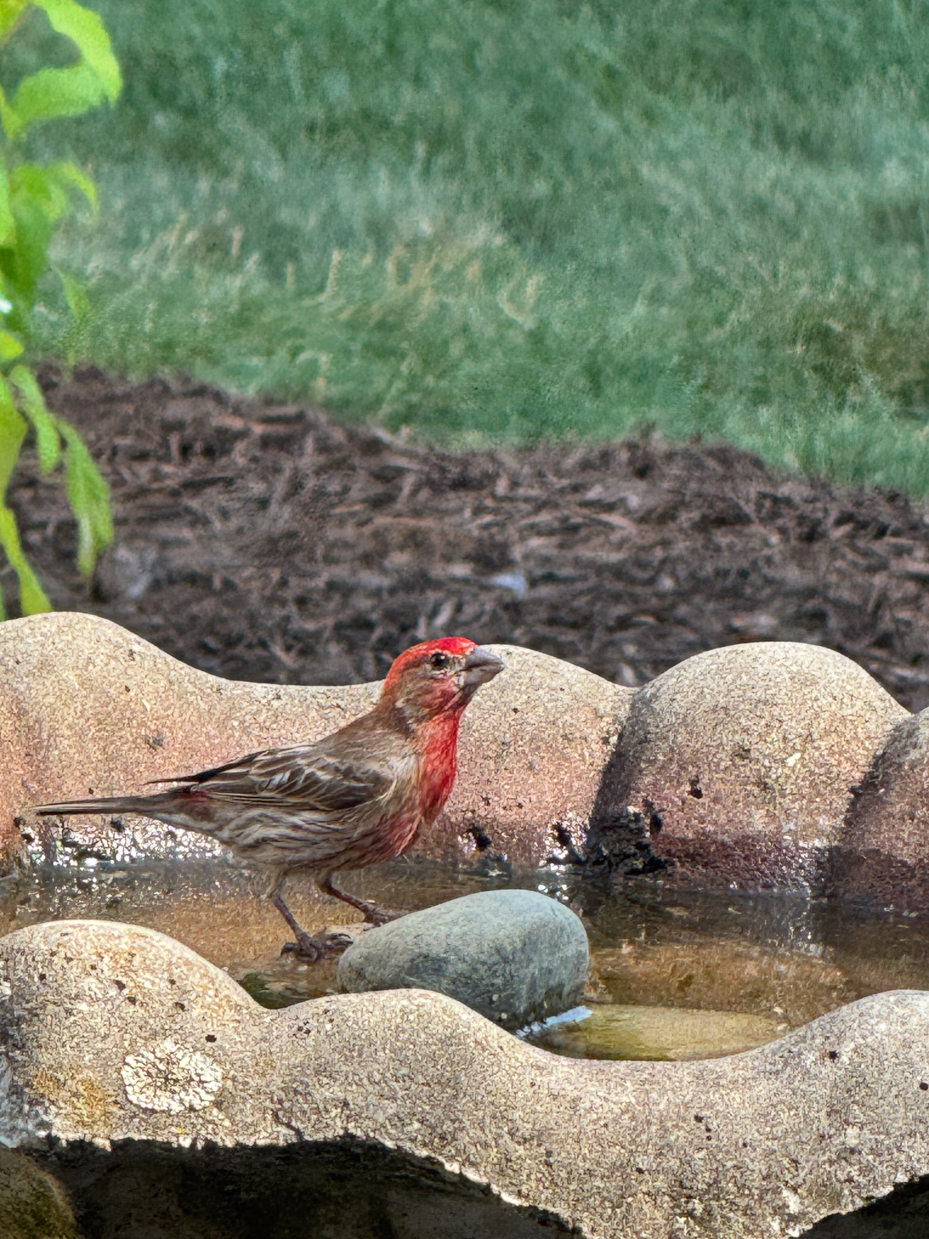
[34,793,174,817]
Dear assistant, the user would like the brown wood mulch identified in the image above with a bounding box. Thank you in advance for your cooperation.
[5,364,929,712]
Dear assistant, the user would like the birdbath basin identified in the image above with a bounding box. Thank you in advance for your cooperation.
[5,857,929,1059]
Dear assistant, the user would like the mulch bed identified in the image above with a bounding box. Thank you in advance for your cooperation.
[6,364,929,712]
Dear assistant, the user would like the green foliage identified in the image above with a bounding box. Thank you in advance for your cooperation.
[0,0,118,618]
[21,0,929,494]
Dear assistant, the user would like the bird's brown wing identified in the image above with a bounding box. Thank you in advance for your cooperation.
[172,742,397,812]
[176,738,416,870]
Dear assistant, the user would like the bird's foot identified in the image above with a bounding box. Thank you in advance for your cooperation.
[281,930,353,962]
[362,904,401,927]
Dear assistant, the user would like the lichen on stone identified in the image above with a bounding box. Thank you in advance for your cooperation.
[121,1038,222,1113]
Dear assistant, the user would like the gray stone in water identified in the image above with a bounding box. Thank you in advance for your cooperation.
[337,889,589,1029]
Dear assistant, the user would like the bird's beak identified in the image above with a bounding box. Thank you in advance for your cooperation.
[462,645,505,688]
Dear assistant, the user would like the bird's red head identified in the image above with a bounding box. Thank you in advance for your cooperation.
[379,637,504,822]
[381,637,504,725]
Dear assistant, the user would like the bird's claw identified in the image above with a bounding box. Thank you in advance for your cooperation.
[282,931,353,962]
[363,905,401,926]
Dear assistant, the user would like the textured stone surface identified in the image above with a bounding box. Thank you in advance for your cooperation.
[0,612,630,870]
[337,889,589,1029]
[446,641,630,865]
[3,919,929,1239]
[587,641,907,889]
[9,614,929,905]
[831,708,929,912]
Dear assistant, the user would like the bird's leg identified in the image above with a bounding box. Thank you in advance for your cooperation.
[266,873,352,961]
[320,875,399,926]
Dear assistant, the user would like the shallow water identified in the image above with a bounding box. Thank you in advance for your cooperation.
[4,858,929,1061]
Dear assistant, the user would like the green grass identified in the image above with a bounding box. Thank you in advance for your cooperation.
[7,0,929,489]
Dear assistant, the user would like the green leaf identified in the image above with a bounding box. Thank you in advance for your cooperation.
[12,163,77,223]
[0,206,51,308]
[37,0,121,101]
[10,363,60,472]
[0,371,47,612]
[12,62,108,128]
[3,166,66,303]
[0,2,29,48]
[57,267,89,321]
[2,0,121,138]
[55,417,112,575]
[47,160,97,211]
[0,83,21,141]
[0,503,51,612]
[0,329,23,361]
[0,371,26,497]
[0,159,15,248]
[0,0,118,611]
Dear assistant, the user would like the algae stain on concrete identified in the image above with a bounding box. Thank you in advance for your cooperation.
[0,1147,78,1239]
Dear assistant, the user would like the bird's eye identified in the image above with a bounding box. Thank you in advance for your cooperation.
[429,651,451,670]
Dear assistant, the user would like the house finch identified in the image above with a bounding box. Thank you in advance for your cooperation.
[34,637,504,960]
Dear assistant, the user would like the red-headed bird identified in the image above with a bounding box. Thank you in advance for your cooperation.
[35,638,504,959]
